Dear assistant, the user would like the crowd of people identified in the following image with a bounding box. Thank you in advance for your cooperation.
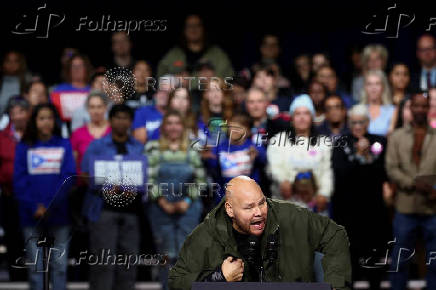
[0,13,436,290]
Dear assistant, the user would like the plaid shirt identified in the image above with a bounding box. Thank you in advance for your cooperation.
[146,140,206,201]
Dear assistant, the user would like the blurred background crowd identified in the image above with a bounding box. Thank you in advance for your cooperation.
[1,4,436,290]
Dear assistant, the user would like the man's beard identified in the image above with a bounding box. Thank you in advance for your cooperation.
[233,216,266,235]
[233,218,251,235]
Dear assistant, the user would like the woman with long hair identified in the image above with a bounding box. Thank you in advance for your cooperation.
[360,70,395,136]
[204,113,267,204]
[146,110,205,290]
[125,60,154,109]
[394,97,413,129]
[308,80,328,126]
[13,103,76,290]
[167,86,198,140]
[389,62,411,106]
[352,44,388,102]
[0,51,30,115]
[50,54,92,129]
[198,78,233,148]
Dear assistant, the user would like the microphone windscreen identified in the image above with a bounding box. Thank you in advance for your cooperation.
[246,235,260,265]
[266,234,278,262]
[248,235,259,247]
[267,234,277,245]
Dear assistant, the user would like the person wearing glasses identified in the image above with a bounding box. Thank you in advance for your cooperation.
[316,95,350,138]
[331,104,391,290]
[410,34,436,91]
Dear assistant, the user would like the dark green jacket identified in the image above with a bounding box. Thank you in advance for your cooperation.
[157,45,234,78]
[168,198,352,290]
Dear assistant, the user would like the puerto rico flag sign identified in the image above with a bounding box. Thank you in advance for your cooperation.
[27,147,65,175]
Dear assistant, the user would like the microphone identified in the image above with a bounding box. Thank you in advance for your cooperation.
[266,233,279,264]
[246,235,264,282]
[246,235,260,266]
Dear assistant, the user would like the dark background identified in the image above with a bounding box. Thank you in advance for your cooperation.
[0,0,435,84]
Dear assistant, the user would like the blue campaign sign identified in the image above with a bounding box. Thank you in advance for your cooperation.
[89,154,147,191]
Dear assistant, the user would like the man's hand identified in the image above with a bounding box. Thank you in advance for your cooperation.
[157,197,176,215]
[221,256,244,282]
[279,180,292,200]
[34,204,47,219]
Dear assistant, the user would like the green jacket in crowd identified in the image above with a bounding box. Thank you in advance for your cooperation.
[157,45,234,79]
[169,198,352,290]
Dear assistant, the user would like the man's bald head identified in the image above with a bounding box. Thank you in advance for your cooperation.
[225,176,262,203]
[224,176,268,236]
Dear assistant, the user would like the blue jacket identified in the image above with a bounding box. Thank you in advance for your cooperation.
[81,134,145,221]
[13,136,76,227]
[131,105,163,141]
[205,138,267,203]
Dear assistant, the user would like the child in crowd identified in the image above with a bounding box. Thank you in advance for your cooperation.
[291,170,329,216]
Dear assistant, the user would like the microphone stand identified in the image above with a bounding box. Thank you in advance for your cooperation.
[259,265,264,282]
[37,213,54,290]
[264,233,279,282]
[32,175,78,290]
[247,236,263,282]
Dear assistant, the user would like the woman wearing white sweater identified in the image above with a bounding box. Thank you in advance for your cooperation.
[267,94,334,212]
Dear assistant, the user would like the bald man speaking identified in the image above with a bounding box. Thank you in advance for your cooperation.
[169,176,352,290]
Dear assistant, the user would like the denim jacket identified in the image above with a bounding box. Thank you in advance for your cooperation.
[81,134,145,221]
